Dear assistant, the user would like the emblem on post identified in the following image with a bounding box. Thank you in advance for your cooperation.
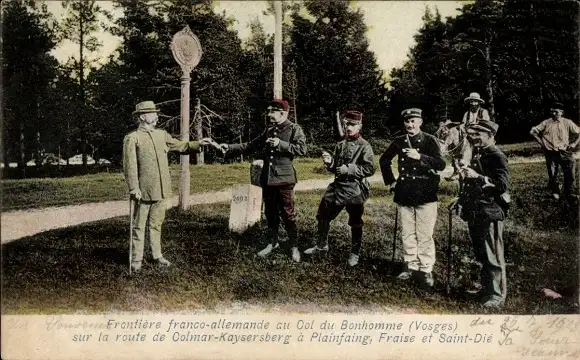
[170,25,203,74]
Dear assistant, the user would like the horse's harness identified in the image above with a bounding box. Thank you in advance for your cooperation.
[437,124,468,157]
[447,125,468,157]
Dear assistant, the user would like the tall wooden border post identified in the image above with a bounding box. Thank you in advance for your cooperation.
[171,26,203,210]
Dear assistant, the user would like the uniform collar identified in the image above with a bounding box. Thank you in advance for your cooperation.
[273,120,292,131]
[407,131,424,140]
[346,132,361,141]
[474,143,496,155]
[137,126,155,133]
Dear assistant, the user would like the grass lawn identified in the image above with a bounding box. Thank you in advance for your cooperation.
[1,158,333,211]
[1,141,544,212]
[2,162,578,315]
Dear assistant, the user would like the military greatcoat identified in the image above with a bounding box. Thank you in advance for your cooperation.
[228,120,307,186]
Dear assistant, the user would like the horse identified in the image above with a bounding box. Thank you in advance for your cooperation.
[435,120,473,181]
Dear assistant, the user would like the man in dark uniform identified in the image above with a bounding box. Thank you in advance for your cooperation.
[220,99,307,262]
[451,120,509,309]
[303,111,375,267]
[380,108,446,286]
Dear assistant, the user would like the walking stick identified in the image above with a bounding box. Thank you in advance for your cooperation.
[446,207,453,295]
[129,196,134,276]
[392,205,398,263]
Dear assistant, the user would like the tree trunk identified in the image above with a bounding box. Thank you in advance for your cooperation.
[19,120,26,178]
[80,7,88,171]
[485,43,495,121]
[195,98,204,165]
[530,3,543,104]
[35,98,42,166]
[66,118,71,166]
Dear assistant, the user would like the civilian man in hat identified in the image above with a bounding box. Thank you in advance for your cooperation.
[451,120,509,309]
[380,108,446,287]
[462,92,491,126]
[123,100,216,272]
[220,99,307,262]
[530,102,580,202]
[303,111,375,267]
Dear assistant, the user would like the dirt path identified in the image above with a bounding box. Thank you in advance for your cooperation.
[1,157,545,243]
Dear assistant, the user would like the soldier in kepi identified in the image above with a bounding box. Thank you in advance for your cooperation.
[123,100,217,272]
[219,99,307,262]
[303,111,375,267]
[380,108,446,287]
[451,120,509,309]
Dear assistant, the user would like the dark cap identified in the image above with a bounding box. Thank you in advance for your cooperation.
[268,99,289,112]
[343,110,363,124]
[401,108,422,119]
[551,102,564,111]
[467,120,499,135]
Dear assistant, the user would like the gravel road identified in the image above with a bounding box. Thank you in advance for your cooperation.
[1,156,546,244]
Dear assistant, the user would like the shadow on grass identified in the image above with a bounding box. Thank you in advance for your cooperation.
[2,162,579,315]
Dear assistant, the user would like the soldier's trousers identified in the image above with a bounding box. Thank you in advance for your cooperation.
[545,150,574,198]
[263,184,298,247]
[399,202,438,273]
[468,220,507,302]
[131,199,167,262]
[316,199,364,255]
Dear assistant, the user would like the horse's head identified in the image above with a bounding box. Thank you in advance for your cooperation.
[435,120,462,153]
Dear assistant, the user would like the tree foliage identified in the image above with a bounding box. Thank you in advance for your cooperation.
[388,0,579,143]
[2,0,58,175]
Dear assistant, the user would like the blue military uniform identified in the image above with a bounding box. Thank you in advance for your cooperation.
[226,100,307,255]
[458,121,509,307]
[380,108,446,282]
[305,110,374,266]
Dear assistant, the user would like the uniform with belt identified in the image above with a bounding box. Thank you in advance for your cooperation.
[457,120,509,307]
[380,108,446,282]
[123,101,203,268]
[307,111,375,265]
[227,103,307,252]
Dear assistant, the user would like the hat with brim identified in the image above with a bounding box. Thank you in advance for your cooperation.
[551,102,564,111]
[343,110,363,124]
[464,92,485,104]
[133,100,160,115]
[401,108,422,119]
[467,120,499,135]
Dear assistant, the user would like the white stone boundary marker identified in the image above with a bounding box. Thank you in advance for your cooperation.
[228,160,264,233]
[228,184,262,233]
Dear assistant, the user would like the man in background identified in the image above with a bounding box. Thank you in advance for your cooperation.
[462,92,491,126]
[530,102,580,203]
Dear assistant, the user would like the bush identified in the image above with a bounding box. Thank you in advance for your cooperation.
[367,137,392,154]
[305,143,335,158]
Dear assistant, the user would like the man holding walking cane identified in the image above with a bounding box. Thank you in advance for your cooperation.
[123,100,217,273]
[450,120,509,309]
[380,108,446,287]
